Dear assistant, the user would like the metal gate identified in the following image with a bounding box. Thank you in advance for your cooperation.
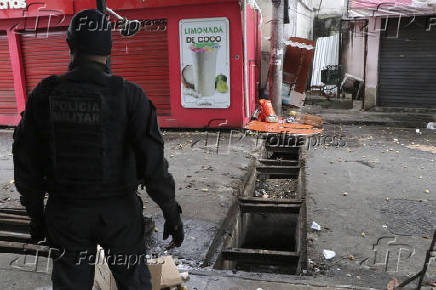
[378,16,436,108]
[111,20,171,116]
[0,33,17,114]
[20,30,70,96]
[20,23,171,116]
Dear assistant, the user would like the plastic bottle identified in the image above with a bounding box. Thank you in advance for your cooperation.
[289,111,323,128]
[259,99,279,123]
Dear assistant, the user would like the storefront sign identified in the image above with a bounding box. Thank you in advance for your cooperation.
[0,0,26,9]
[180,17,230,109]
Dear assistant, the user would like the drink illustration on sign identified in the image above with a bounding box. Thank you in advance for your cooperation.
[180,18,230,109]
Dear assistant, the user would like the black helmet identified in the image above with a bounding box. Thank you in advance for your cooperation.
[67,9,112,56]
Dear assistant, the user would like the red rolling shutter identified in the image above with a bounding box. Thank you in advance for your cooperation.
[20,30,70,95]
[0,34,17,114]
[20,24,171,116]
[111,21,171,116]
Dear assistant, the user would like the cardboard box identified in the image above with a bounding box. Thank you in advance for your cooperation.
[93,248,181,290]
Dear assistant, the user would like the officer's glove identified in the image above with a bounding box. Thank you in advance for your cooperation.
[19,194,45,242]
[162,202,184,248]
[163,221,184,248]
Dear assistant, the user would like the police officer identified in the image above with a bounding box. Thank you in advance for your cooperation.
[12,9,183,290]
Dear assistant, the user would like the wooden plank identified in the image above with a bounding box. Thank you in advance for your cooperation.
[0,213,30,220]
[0,241,51,257]
[238,197,302,204]
[265,145,301,153]
[0,231,30,241]
[256,167,300,179]
[239,202,300,214]
[0,218,30,226]
[0,208,27,216]
[258,159,299,167]
[222,248,299,265]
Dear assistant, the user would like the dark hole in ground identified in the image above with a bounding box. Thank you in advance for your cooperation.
[215,209,300,275]
[240,212,297,252]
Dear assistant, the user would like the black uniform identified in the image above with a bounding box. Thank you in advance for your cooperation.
[13,58,182,289]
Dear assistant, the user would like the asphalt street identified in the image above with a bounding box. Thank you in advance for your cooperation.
[0,125,434,289]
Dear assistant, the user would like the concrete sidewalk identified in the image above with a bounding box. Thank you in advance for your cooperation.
[185,270,377,290]
[305,124,436,289]
[302,107,435,128]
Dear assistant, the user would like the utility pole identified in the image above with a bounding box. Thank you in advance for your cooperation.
[269,0,284,116]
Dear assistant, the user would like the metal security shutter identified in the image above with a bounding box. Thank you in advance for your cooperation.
[111,20,171,116]
[20,30,70,95]
[0,34,17,114]
[379,16,436,108]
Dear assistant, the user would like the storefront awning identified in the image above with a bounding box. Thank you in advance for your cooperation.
[348,0,436,17]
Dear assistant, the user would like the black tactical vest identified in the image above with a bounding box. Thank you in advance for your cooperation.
[42,65,138,200]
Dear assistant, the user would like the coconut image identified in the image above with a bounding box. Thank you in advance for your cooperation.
[182,65,195,89]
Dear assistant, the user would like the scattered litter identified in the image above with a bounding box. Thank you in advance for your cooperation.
[423,234,430,239]
[201,188,209,192]
[386,197,390,201]
[382,225,388,229]
[387,278,400,290]
[425,189,430,194]
[361,232,366,238]
[427,122,436,130]
[311,221,322,231]
[9,180,14,184]
[154,227,159,232]
[346,273,352,277]
[180,272,189,281]
[348,255,354,261]
[416,129,422,135]
[343,192,348,196]
[255,180,297,199]
[323,249,336,260]
[286,116,296,123]
[393,138,399,142]
[262,194,269,199]
[419,176,423,179]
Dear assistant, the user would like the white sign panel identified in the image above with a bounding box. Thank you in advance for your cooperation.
[0,0,26,9]
[180,18,230,109]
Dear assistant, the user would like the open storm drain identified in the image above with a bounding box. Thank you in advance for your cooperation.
[215,138,306,274]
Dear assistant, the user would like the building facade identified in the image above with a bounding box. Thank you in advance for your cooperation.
[0,0,261,127]
[347,0,436,109]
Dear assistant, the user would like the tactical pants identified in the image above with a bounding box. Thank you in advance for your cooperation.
[45,194,152,290]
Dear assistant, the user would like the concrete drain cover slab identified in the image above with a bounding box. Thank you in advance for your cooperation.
[380,199,436,236]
